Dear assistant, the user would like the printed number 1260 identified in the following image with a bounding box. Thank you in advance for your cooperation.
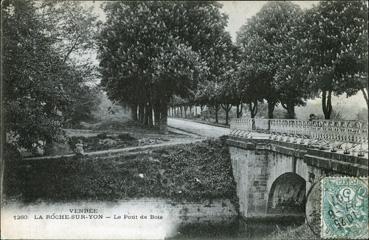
[13,215,28,220]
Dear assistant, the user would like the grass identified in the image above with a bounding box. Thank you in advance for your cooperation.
[3,138,237,205]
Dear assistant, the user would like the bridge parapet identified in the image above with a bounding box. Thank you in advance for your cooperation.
[230,118,368,158]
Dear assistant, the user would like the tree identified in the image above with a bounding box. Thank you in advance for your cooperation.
[62,85,101,127]
[2,0,100,153]
[273,13,313,119]
[2,0,68,152]
[37,1,101,125]
[219,76,236,125]
[303,1,368,118]
[195,80,222,123]
[36,1,98,65]
[237,2,303,119]
[218,48,241,124]
[98,1,233,132]
[237,59,264,118]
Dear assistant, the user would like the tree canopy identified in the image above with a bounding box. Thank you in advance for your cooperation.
[302,1,368,118]
[2,0,99,152]
[236,1,368,119]
[98,1,234,131]
[237,1,303,118]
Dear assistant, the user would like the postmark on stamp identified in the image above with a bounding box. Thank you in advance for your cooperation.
[321,177,368,239]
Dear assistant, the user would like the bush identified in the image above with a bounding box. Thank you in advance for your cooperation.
[4,139,238,205]
[118,133,136,141]
[96,132,108,139]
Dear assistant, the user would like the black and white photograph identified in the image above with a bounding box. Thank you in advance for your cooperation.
[1,1,368,239]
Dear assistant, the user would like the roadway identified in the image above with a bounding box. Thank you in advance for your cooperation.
[167,118,230,138]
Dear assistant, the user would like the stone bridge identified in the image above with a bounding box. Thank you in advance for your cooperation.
[227,118,368,220]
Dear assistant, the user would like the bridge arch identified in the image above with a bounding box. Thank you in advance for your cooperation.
[267,172,306,215]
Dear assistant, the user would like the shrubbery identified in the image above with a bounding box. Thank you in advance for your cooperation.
[4,139,237,205]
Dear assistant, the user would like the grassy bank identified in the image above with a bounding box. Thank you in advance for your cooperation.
[3,138,237,205]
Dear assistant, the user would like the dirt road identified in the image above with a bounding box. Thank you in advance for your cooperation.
[168,118,230,138]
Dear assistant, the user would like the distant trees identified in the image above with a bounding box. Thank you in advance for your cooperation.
[2,0,99,152]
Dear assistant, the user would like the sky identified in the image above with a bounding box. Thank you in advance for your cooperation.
[219,1,318,41]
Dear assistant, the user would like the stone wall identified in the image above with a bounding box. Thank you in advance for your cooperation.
[229,145,308,219]
[230,146,269,218]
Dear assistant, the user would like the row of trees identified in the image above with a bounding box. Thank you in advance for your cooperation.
[99,1,367,131]
[2,0,100,152]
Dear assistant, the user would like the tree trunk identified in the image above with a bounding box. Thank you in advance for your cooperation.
[214,104,220,123]
[139,104,145,124]
[249,100,258,118]
[201,105,205,120]
[148,104,153,127]
[144,105,149,126]
[130,104,137,121]
[144,103,153,127]
[236,103,243,118]
[180,106,183,118]
[322,90,333,119]
[282,101,296,119]
[221,104,232,125]
[159,102,168,134]
[286,103,295,119]
[267,100,276,119]
[195,106,197,116]
[184,106,188,118]
[154,105,160,127]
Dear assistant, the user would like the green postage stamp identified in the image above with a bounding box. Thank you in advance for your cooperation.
[321,177,368,239]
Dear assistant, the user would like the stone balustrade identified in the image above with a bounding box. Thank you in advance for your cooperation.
[230,118,368,157]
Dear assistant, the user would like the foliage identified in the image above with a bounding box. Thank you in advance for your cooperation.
[3,0,67,150]
[2,0,99,151]
[67,134,139,152]
[63,86,101,127]
[4,139,237,203]
[237,2,303,118]
[235,1,368,119]
[273,8,312,118]
[98,2,233,130]
[37,1,98,65]
[303,1,368,118]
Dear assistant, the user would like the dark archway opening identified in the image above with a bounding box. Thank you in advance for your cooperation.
[267,172,306,215]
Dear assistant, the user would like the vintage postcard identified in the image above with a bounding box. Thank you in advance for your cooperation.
[1,1,368,239]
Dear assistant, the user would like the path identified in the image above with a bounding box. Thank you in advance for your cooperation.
[24,138,204,161]
[168,118,230,138]
[24,119,228,161]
